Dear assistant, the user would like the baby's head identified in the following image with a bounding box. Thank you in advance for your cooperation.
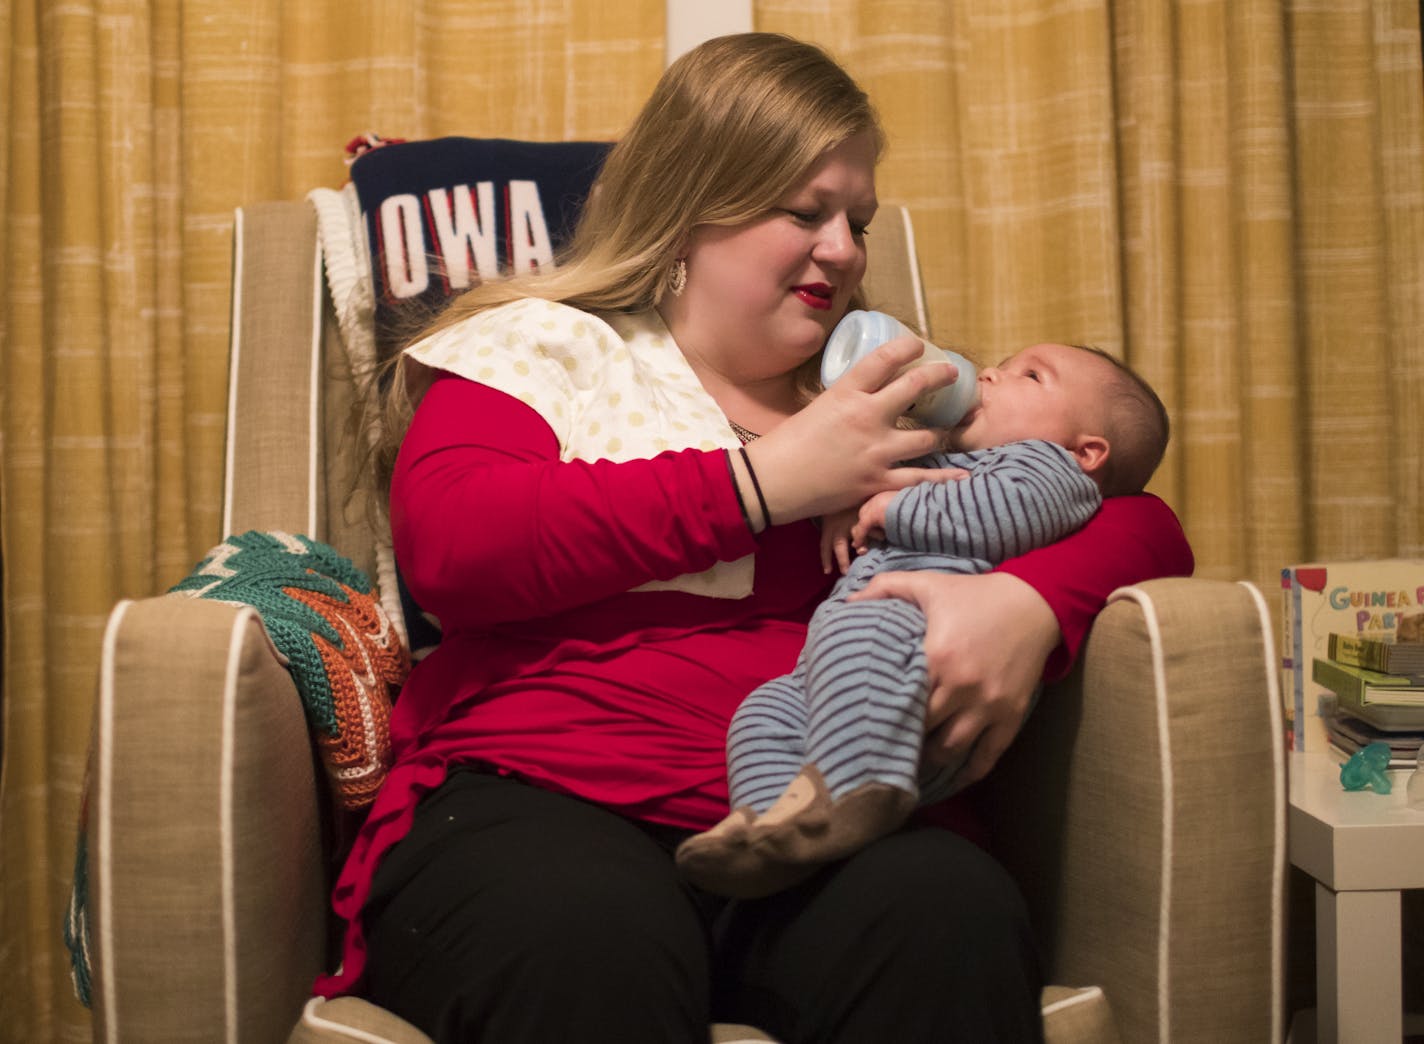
[947,342,1168,496]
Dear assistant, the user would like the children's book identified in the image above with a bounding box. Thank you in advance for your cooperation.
[1326,632,1424,678]
[1281,559,1424,750]
[1323,712,1424,769]
[1312,657,1424,731]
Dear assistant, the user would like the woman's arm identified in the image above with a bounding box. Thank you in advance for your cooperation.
[850,493,1193,789]
[392,374,757,628]
[993,492,1194,680]
[396,336,979,628]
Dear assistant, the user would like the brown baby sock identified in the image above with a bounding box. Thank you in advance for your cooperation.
[676,766,916,899]
[748,766,916,877]
[675,769,833,897]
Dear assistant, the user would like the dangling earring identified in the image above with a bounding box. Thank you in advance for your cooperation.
[669,258,688,297]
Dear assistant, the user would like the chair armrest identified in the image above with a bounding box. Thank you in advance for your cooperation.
[982,577,1286,1044]
[88,595,328,1043]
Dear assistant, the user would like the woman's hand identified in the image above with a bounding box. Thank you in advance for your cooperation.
[742,336,969,524]
[848,570,1060,789]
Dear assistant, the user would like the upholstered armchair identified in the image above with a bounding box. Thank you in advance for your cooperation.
[80,146,1286,1043]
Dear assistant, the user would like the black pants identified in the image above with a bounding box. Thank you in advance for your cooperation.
[363,769,1044,1044]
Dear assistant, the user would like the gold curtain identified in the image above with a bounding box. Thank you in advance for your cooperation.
[760,0,1424,595]
[0,2,663,1039]
[5,1,1424,1038]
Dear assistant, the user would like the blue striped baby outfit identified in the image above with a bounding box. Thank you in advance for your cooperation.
[726,439,1101,812]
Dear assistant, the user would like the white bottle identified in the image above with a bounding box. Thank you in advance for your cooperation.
[820,310,979,428]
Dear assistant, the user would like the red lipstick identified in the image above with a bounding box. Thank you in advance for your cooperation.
[793,283,834,311]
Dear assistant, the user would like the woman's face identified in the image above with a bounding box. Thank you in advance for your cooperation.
[666,131,879,380]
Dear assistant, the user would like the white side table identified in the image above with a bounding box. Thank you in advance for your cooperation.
[1288,750,1424,1044]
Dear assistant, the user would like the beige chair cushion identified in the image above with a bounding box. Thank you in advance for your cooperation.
[291,987,1118,1043]
[984,577,1285,1043]
[289,998,435,1044]
[1042,985,1121,1044]
[89,596,329,1042]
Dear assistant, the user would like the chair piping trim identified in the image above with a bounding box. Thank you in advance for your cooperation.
[220,609,252,1043]
[1106,584,1173,1044]
[306,236,322,536]
[223,207,245,538]
[96,599,132,1044]
[1040,984,1106,1017]
[299,997,404,1044]
[1239,579,1286,1044]
[898,207,930,336]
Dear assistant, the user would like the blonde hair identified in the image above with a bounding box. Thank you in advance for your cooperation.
[367,33,883,489]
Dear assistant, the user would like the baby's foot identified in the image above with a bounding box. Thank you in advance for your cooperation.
[750,771,916,872]
[675,807,758,893]
[698,805,757,846]
[675,768,835,898]
[677,768,917,899]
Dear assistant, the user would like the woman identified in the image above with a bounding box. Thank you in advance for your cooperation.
[317,33,1192,1042]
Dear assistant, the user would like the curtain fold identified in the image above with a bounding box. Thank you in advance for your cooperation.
[0,3,662,1040]
[3,2,1422,1040]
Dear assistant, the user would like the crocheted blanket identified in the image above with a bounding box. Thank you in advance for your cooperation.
[167,530,410,808]
[65,531,409,1006]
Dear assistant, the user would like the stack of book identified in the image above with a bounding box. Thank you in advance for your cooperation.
[1313,632,1424,768]
[1281,558,1424,751]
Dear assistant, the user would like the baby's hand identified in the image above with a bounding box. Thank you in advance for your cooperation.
[851,466,970,550]
[851,490,899,551]
[819,506,862,574]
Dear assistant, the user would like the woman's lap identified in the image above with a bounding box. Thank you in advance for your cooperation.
[362,770,1042,1044]
[712,828,1045,1043]
[363,770,713,1041]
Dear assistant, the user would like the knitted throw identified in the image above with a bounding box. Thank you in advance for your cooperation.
[168,530,411,809]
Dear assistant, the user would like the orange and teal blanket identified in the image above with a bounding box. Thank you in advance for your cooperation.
[167,530,410,806]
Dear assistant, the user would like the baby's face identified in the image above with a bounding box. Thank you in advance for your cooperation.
[946,342,1109,453]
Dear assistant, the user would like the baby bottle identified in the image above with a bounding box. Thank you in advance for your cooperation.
[820,310,979,428]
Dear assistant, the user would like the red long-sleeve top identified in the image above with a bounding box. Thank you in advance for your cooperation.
[315,372,1193,998]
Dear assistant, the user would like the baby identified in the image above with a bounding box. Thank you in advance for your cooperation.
[677,341,1170,898]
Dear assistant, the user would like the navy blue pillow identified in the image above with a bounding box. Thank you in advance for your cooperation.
[350,136,611,360]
